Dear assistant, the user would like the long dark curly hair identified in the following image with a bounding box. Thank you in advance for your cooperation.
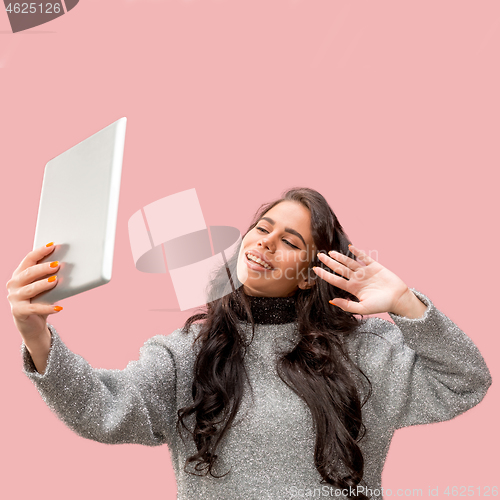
[177,187,372,499]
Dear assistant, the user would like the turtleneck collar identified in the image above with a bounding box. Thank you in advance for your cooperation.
[236,290,299,325]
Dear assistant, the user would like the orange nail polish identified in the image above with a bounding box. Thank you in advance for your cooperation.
[50,261,59,268]
[46,242,54,247]
[53,306,63,312]
[48,276,56,282]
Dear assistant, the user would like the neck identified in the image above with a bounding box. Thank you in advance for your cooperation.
[236,290,299,325]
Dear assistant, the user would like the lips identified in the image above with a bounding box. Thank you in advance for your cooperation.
[245,254,272,272]
[245,250,274,270]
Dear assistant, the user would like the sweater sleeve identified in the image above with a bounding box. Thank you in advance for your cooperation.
[21,324,178,446]
[384,288,492,430]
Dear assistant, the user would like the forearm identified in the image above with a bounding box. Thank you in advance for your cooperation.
[387,288,492,427]
[22,325,176,446]
[24,325,52,374]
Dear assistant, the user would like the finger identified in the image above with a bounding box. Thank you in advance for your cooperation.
[10,259,60,289]
[12,301,63,321]
[12,242,56,278]
[345,244,375,266]
[324,246,364,271]
[41,303,63,314]
[313,266,352,293]
[16,273,59,302]
[327,248,364,272]
[329,298,364,315]
[317,252,353,279]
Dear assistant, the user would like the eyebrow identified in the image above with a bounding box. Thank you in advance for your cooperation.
[258,217,307,247]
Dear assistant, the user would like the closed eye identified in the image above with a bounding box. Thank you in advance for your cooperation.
[256,227,299,249]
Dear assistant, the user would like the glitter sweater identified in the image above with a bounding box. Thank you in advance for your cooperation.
[21,289,492,500]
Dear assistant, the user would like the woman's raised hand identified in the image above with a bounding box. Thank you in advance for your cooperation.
[313,244,415,316]
[6,243,62,350]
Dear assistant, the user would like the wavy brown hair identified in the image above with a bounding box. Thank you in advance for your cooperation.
[177,187,372,499]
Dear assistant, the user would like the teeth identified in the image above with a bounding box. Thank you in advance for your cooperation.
[247,253,272,270]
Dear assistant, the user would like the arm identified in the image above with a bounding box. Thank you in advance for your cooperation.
[386,289,492,429]
[24,324,52,374]
[22,324,178,446]
[314,246,491,428]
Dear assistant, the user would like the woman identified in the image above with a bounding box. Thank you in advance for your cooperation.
[7,187,491,500]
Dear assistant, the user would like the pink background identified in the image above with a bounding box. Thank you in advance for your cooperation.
[1,1,498,499]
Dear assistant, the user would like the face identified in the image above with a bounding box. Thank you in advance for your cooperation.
[236,200,317,297]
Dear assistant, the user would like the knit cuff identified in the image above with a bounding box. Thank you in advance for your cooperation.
[388,288,466,354]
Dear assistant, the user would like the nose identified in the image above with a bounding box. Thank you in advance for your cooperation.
[258,236,275,253]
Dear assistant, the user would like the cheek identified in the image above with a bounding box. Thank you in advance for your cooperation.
[286,250,309,268]
[236,246,249,283]
[242,233,259,250]
[298,249,310,263]
[280,253,305,271]
[241,233,250,246]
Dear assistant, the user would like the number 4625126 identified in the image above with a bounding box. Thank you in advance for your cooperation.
[443,486,498,497]
[5,3,62,14]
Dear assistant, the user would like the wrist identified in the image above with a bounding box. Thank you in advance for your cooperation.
[24,325,51,350]
[390,288,428,319]
[25,326,52,367]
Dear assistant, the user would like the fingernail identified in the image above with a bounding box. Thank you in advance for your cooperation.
[48,276,57,283]
[317,252,322,258]
[53,306,63,312]
[50,261,59,268]
[348,244,353,248]
[329,300,342,308]
[46,242,54,247]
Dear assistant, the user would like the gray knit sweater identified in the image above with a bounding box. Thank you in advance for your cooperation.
[21,289,492,500]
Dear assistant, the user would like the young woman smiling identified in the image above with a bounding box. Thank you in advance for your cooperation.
[7,187,491,500]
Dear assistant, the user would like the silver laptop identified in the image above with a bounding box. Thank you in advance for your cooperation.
[31,117,127,304]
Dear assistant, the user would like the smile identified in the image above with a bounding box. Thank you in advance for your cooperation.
[245,252,273,271]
